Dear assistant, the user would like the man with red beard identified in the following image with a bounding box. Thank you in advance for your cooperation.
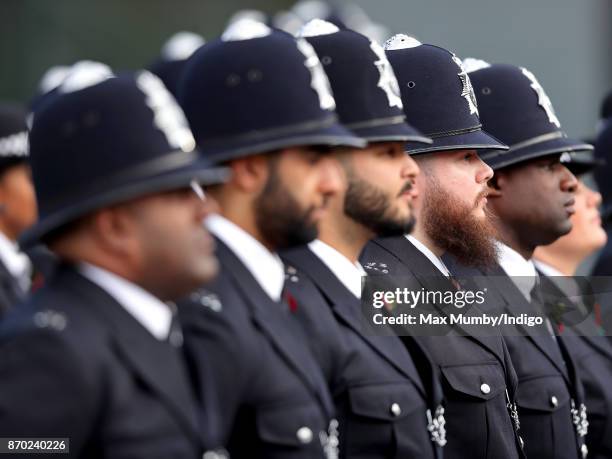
[360,37,524,459]
[176,21,366,459]
[456,62,594,459]
[280,21,445,458]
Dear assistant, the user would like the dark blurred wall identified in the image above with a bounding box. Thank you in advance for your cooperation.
[0,0,291,103]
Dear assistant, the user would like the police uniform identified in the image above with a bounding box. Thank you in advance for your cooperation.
[0,104,33,317]
[0,69,228,458]
[274,22,442,458]
[180,234,338,459]
[534,263,612,459]
[362,237,523,459]
[445,251,588,459]
[533,152,612,459]
[177,21,365,458]
[282,244,445,459]
[592,121,612,277]
[463,62,593,458]
[359,36,523,459]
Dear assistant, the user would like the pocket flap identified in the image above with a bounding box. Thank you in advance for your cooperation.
[515,376,570,412]
[256,403,324,447]
[348,382,423,421]
[441,363,506,400]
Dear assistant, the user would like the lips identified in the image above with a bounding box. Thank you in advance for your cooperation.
[564,198,576,216]
[197,230,216,255]
[398,182,418,200]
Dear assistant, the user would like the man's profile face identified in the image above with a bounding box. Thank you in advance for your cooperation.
[416,149,493,221]
[127,184,219,300]
[490,155,578,246]
[255,147,344,250]
[342,141,419,237]
[0,163,37,241]
[415,149,498,268]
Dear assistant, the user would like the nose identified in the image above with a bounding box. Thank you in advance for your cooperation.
[317,155,345,196]
[585,182,603,208]
[401,154,420,182]
[560,165,578,193]
[475,156,494,184]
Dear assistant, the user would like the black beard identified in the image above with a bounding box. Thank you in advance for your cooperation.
[422,177,498,269]
[255,165,319,250]
[344,174,415,237]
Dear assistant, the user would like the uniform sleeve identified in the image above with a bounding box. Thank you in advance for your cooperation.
[0,327,99,454]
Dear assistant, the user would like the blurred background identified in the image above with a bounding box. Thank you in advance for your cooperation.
[1,0,610,138]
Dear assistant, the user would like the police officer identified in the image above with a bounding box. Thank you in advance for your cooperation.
[591,121,612,276]
[0,68,228,458]
[360,36,525,459]
[177,20,365,458]
[0,104,36,317]
[534,151,606,276]
[454,62,589,459]
[280,20,444,458]
[532,151,612,459]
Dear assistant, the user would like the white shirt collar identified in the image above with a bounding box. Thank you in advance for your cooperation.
[0,232,31,290]
[206,214,285,302]
[405,234,451,277]
[533,260,563,277]
[533,259,586,310]
[308,239,366,299]
[78,262,173,341]
[495,241,538,301]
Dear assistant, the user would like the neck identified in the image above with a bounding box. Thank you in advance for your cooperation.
[0,222,17,242]
[318,203,373,263]
[412,219,444,257]
[533,249,578,275]
[209,189,275,252]
[494,223,534,261]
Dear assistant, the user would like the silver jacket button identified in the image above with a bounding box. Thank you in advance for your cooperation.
[480,383,491,395]
[390,402,402,417]
[296,426,313,444]
[550,395,559,407]
[203,450,228,459]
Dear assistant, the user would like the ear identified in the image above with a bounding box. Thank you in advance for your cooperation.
[0,180,7,213]
[229,154,269,193]
[487,172,507,198]
[90,207,135,256]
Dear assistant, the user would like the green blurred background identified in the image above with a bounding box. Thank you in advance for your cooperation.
[1,0,611,138]
[0,0,291,102]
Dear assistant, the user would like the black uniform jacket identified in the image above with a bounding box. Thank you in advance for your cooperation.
[0,264,203,459]
[282,246,443,459]
[442,255,585,459]
[179,239,336,459]
[361,236,524,459]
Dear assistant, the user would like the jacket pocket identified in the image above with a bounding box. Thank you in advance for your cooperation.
[441,362,506,400]
[256,402,326,448]
[515,376,570,412]
[348,381,424,421]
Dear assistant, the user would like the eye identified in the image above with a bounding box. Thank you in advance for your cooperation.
[307,154,322,165]
[378,146,402,159]
[540,159,559,171]
[463,152,476,161]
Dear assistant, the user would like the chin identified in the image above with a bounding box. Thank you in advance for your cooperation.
[472,208,487,220]
[591,228,608,249]
[194,259,220,285]
[555,220,574,238]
